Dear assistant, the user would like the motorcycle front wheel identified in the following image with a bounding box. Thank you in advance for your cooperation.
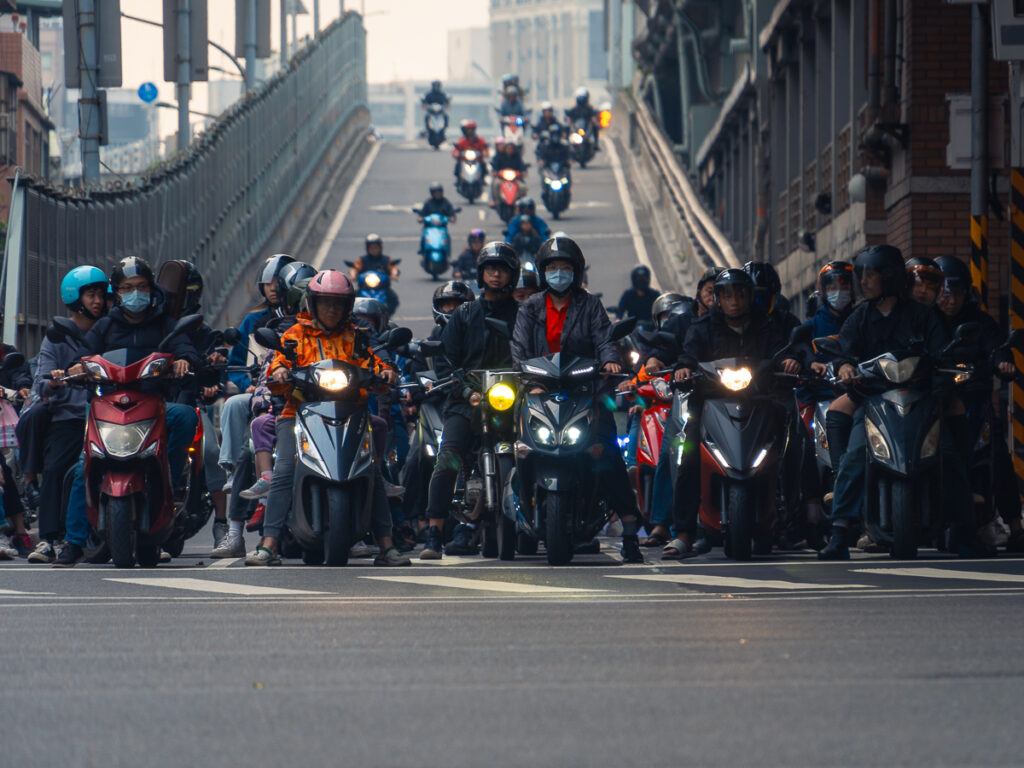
[106,495,138,568]
[544,492,573,566]
[890,478,919,560]
[325,485,353,567]
[726,484,753,561]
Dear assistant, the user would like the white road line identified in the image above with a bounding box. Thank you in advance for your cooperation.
[854,567,1024,583]
[206,558,241,569]
[104,577,329,596]
[314,139,384,268]
[606,139,655,288]
[606,574,873,591]
[478,209,485,221]
[360,575,605,594]
[0,587,54,595]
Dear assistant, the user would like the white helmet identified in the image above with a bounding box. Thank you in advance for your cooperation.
[541,100,554,111]
[574,86,589,101]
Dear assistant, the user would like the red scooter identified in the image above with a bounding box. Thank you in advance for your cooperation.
[50,315,201,567]
[633,376,671,519]
[495,168,525,223]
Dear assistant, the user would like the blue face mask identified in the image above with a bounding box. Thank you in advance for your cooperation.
[121,290,150,313]
[545,269,574,295]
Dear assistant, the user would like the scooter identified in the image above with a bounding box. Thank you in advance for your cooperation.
[513,319,636,565]
[47,314,203,568]
[344,259,401,316]
[255,326,412,566]
[495,168,526,223]
[423,102,447,149]
[413,209,459,280]
[568,117,596,168]
[541,161,571,219]
[633,376,672,520]
[455,149,485,203]
[497,111,530,147]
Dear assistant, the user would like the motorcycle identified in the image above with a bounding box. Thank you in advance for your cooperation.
[513,319,637,565]
[568,117,596,168]
[495,168,526,223]
[541,161,571,219]
[423,102,447,149]
[344,259,401,316]
[497,110,530,148]
[254,325,412,566]
[47,314,203,568]
[413,209,459,280]
[455,149,485,203]
[633,376,672,521]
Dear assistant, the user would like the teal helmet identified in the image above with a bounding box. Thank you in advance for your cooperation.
[61,265,108,318]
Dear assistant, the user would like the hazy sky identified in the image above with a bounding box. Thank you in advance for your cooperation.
[115,0,489,140]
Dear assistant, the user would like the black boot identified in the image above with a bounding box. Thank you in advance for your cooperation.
[818,525,850,560]
[620,534,644,563]
[824,411,853,472]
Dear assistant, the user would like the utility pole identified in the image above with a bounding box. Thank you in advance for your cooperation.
[280,0,287,67]
[245,0,257,91]
[78,0,101,184]
[970,3,989,311]
[313,0,319,35]
[177,0,192,151]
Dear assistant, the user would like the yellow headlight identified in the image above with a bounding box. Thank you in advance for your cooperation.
[363,272,381,288]
[316,369,349,391]
[501,169,517,181]
[487,382,516,411]
[719,367,752,391]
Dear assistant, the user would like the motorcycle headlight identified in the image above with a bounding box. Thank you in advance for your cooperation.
[865,418,891,461]
[530,418,555,445]
[549,180,563,191]
[363,272,381,289]
[563,425,584,444]
[570,364,595,377]
[295,422,328,476]
[84,360,109,382]
[920,419,941,459]
[487,382,516,411]
[560,177,569,184]
[719,367,752,391]
[569,133,583,145]
[501,170,517,181]
[464,150,477,161]
[97,419,154,459]
[878,356,920,384]
[652,378,671,398]
[629,350,640,366]
[315,369,350,391]
[140,357,169,379]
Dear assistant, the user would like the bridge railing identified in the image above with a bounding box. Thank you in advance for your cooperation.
[2,12,368,356]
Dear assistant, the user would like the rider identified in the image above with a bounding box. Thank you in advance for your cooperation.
[499,84,526,117]
[452,120,489,180]
[454,229,485,281]
[422,79,450,128]
[512,268,541,304]
[668,269,803,559]
[244,270,408,566]
[490,138,529,209]
[537,122,572,170]
[420,242,521,559]
[532,101,559,139]
[565,86,601,149]
[349,234,400,282]
[905,256,944,307]
[26,267,109,565]
[511,236,645,563]
[418,182,458,224]
[616,265,660,325]
[818,244,954,560]
[695,266,724,316]
[510,216,543,266]
[505,197,551,242]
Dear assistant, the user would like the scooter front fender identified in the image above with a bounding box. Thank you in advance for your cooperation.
[101,471,146,498]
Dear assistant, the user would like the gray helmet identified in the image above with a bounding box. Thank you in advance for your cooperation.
[651,292,685,322]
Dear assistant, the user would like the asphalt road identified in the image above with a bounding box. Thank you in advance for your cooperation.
[6,136,1024,766]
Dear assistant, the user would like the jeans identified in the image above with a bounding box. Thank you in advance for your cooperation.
[425,413,473,521]
[218,393,252,469]
[624,414,639,466]
[648,415,679,532]
[64,460,88,546]
[829,408,866,525]
[200,409,227,490]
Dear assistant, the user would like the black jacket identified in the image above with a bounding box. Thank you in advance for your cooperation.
[492,153,527,174]
[617,288,660,323]
[438,295,519,417]
[678,307,796,371]
[420,197,457,219]
[454,248,478,279]
[540,141,571,167]
[512,289,619,368]
[566,105,597,123]
[939,302,1009,395]
[422,90,449,106]
[834,297,949,367]
[1,343,32,392]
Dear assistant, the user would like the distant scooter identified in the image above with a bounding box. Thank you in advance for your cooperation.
[413,208,460,281]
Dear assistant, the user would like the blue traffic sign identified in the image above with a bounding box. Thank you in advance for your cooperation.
[138,82,158,103]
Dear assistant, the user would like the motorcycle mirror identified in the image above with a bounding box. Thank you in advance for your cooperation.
[412,208,422,215]
[158,313,203,352]
[391,258,402,266]
[454,207,463,214]
[47,316,86,345]
[385,327,413,351]
[419,339,444,356]
[222,326,242,347]
[1006,329,1024,349]
[0,351,25,372]
[954,321,981,344]
[253,327,285,353]
[484,317,513,340]
[608,317,638,342]
[812,335,842,357]
[343,260,355,268]
[789,324,813,346]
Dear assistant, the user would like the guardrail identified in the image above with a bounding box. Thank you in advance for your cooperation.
[2,12,368,356]
[624,92,740,272]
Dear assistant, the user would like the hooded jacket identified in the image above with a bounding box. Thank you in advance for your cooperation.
[512,289,619,369]
[33,336,90,422]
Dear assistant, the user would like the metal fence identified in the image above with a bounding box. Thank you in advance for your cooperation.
[2,12,367,356]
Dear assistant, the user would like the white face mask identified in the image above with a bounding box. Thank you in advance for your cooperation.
[826,288,852,312]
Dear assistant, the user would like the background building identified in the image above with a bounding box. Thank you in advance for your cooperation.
[448,26,490,83]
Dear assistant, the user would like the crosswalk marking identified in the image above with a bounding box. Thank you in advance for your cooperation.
[104,577,328,596]
[0,587,54,595]
[605,574,873,591]
[206,558,241,569]
[360,575,604,594]
[854,567,1024,584]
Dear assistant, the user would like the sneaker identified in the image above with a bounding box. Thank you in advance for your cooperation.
[27,540,56,564]
[240,475,272,500]
[445,523,478,555]
[374,546,412,566]
[52,542,84,568]
[221,471,234,493]
[159,549,172,563]
[349,540,379,558]
[246,502,266,533]
[211,528,246,558]
[383,480,405,500]
[0,534,16,560]
[212,519,229,549]
[10,533,34,558]
[245,546,281,566]
[419,525,443,560]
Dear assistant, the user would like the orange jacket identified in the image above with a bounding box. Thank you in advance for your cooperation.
[269,312,390,418]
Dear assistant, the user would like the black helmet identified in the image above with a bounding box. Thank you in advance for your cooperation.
[935,255,972,292]
[744,261,782,313]
[431,80,442,91]
[853,244,905,298]
[514,268,540,291]
[630,265,652,289]
[429,182,444,196]
[365,233,383,251]
[110,256,155,291]
[276,261,318,316]
[432,280,475,323]
[905,256,943,288]
[352,297,388,333]
[476,241,520,290]
[517,197,535,214]
[536,236,585,284]
[180,261,204,315]
[712,268,754,308]
[468,228,485,245]
[696,265,725,307]
[670,296,699,319]
[257,253,295,302]
[651,292,685,322]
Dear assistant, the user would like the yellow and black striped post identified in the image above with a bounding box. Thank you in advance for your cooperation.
[971,213,989,312]
[1010,170,1024,489]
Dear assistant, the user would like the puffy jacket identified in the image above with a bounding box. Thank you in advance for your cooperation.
[268,312,391,419]
[512,289,619,368]
[566,105,597,123]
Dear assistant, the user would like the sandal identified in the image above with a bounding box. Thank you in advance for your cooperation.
[661,538,696,560]
[640,532,668,548]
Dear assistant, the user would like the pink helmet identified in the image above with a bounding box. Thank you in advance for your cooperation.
[306,269,355,323]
